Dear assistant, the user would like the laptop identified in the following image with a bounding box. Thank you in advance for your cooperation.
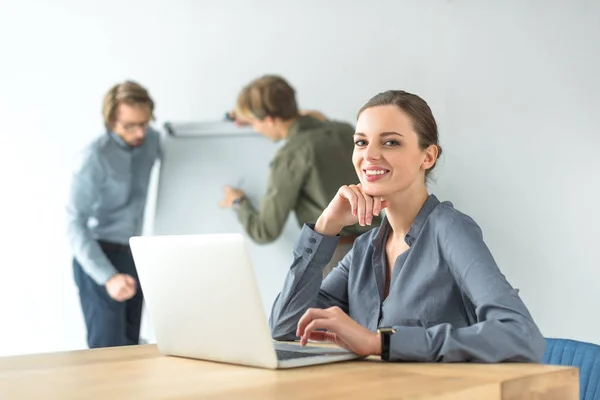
[129,233,361,369]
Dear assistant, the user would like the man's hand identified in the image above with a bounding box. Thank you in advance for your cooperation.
[229,109,326,125]
[105,273,137,302]
[228,111,250,126]
[296,306,382,356]
[301,110,327,121]
[219,186,246,208]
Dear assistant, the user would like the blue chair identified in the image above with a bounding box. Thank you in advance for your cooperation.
[542,338,600,400]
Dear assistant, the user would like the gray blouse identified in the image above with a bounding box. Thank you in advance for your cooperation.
[269,194,546,362]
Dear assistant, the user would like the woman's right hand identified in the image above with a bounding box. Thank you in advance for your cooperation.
[315,184,387,236]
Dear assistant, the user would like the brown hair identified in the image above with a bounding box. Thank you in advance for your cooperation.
[358,90,442,178]
[235,75,300,121]
[102,81,155,130]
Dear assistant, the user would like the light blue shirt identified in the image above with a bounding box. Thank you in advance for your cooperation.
[66,129,161,284]
[269,194,546,362]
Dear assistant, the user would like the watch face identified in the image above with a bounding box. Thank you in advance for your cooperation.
[377,327,396,334]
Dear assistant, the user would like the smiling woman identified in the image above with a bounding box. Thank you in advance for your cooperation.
[268,90,546,363]
[354,91,441,188]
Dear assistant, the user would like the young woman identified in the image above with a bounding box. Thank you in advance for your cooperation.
[268,90,545,363]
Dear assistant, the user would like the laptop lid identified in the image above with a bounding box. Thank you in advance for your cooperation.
[129,233,279,369]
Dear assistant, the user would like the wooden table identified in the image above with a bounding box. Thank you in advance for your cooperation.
[0,344,578,399]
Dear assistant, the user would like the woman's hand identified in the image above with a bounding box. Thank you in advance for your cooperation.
[315,184,388,236]
[296,307,382,357]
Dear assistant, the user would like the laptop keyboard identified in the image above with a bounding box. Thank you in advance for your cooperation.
[276,349,321,361]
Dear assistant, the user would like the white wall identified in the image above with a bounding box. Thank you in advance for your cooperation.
[0,0,598,356]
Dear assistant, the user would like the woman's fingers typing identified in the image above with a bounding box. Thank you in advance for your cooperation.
[300,319,332,346]
[296,308,330,337]
[306,331,334,342]
[295,306,376,354]
[297,308,337,346]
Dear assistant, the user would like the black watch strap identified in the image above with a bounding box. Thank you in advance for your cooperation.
[377,327,396,361]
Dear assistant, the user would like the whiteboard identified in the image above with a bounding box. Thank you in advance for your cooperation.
[151,124,301,319]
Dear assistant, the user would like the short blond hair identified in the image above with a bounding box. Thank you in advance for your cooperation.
[102,81,155,130]
[235,75,299,122]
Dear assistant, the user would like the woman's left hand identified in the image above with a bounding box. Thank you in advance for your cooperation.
[296,306,381,356]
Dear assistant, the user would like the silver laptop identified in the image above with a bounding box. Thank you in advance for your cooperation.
[129,233,361,369]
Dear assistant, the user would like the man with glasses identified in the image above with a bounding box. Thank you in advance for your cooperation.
[67,81,161,348]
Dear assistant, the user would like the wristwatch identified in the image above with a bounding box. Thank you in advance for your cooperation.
[232,195,246,211]
[377,327,396,361]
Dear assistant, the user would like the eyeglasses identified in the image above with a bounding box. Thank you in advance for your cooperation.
[116,121,150,133]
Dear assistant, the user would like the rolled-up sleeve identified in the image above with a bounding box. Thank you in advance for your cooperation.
[269,224,352,340]
[66,150,118,285]
[389,213,546,363]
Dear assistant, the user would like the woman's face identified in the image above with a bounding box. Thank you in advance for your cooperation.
[352,105,437,197]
